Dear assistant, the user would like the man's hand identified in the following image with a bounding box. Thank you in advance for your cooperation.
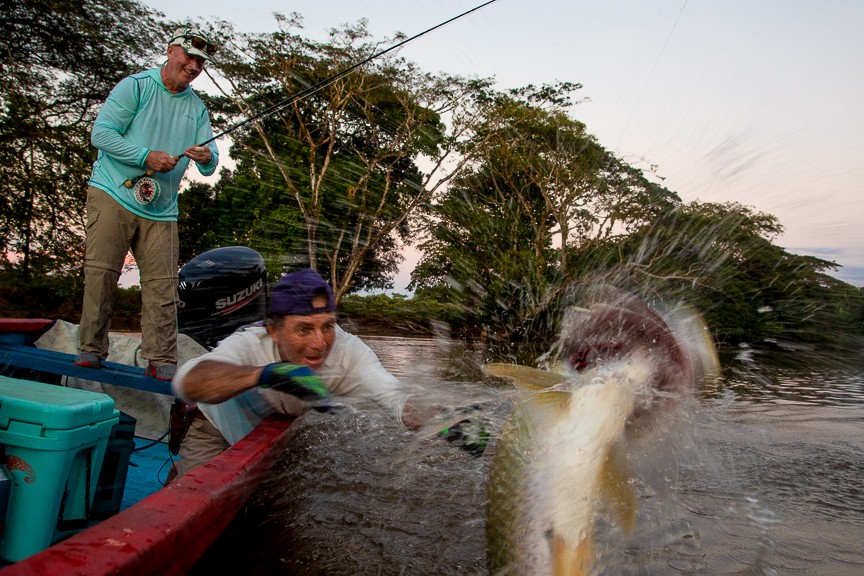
[145,150,178,173]
[184,145,212,165]
[258,363,330,402]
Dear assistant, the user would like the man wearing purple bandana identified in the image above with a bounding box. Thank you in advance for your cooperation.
[171,268,422,479]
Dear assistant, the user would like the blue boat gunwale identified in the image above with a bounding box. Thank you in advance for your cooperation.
[0,319,172,396]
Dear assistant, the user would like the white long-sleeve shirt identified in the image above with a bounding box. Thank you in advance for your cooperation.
[173,324,410,444]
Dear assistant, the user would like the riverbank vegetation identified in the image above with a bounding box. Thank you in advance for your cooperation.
[2,1,862,353]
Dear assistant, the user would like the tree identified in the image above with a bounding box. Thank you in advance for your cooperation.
[575,200,861,345]
[183,15,491,298]
[411,83,683,343]
[0,0,165,280]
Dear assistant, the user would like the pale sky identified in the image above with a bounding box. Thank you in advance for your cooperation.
[143,0,864,288]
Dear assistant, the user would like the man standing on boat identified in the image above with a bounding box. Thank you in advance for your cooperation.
[74,26,220,381]
[170,268,423,479]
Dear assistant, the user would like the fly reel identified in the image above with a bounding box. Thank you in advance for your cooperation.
[133,177,161,205]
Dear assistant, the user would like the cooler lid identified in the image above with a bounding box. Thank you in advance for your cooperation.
[0,376,116,431]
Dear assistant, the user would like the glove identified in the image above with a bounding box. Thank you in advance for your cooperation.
[439,418,489,456]
[258,362,330,403]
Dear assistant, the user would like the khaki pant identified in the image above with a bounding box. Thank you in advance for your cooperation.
[78,186,179,365]
[171,415,230,480]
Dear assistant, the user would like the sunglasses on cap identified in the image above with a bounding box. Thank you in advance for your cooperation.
[172,34,218,57]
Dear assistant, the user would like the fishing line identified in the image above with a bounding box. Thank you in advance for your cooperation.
[124,0,499,191]
[614,0,689,152]
[132,428,170,452]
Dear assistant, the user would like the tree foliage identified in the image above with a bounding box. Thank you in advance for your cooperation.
[0,0,165,280]
[180,16,489,298]
[410,82,862,349]
[588,201,863,345]
[411,83,684,343]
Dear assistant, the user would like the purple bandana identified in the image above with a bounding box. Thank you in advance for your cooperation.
[269,269,336,316]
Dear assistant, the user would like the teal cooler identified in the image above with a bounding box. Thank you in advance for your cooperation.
[91,411,137,519]
[0,376,118,562]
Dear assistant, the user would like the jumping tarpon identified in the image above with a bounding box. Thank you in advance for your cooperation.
[485,291,718,575]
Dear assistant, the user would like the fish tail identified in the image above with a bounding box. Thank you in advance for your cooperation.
[552,532,593,576]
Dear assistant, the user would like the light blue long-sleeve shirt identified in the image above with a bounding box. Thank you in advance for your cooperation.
[89,67,219,220]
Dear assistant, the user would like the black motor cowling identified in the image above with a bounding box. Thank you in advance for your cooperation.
[177,246,267,349]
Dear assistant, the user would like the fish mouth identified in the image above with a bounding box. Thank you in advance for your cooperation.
[560,289,718,389]
[557,289,719,435]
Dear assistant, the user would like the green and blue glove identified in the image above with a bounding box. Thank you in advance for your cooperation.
[258,362,333,412]
[438,404,490,456]
[439,419,489,456]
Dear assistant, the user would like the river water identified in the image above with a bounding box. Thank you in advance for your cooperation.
[192,335,864,575]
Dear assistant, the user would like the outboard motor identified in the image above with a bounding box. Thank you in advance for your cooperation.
[177,246,267,349]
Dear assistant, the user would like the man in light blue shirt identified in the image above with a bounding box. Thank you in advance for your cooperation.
[76,26,219,381]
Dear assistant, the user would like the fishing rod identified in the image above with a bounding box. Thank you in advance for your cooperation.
[125,0,498,200]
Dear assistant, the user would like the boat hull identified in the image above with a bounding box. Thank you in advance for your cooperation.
[0,415,296,575]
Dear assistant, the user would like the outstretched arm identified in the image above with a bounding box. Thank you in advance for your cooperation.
[175,358,330,407]
[174,359,263,404]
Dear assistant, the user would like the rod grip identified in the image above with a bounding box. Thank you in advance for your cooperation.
[124,169,155,189]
